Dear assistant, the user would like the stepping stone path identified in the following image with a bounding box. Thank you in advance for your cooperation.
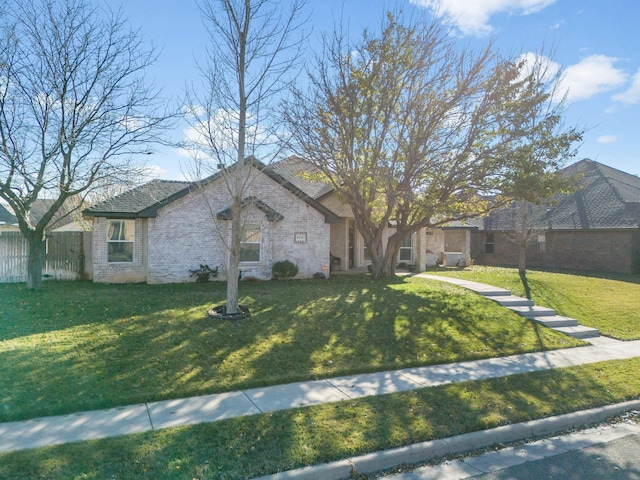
[416,274,600,339]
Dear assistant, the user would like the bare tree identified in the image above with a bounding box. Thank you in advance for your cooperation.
[185,0,306,314]
[285,12,582,277]
[0,0,173,289]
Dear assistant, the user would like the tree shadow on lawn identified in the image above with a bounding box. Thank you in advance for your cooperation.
[1,358,638,480]
[0,275,580,423]
[236,276,579,388]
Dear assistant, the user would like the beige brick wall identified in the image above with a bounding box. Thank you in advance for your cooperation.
[92,166,331,283]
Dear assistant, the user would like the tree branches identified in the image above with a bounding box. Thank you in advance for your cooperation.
[284,11,582,276]
[0,0,174,288]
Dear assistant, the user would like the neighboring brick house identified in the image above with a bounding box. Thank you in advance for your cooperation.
[83,158,340,283]
[472,159,640,274]
[0,199,77,232]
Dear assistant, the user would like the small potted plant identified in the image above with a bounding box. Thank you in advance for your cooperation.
[189,264,218,283]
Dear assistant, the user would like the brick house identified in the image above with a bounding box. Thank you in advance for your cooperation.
[83,158,340,283]
[472,159,640,274]
[84,156,476,283]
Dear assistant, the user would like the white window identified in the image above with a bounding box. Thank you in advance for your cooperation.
[107,220,134,263]
[240,224,261,263]
[399,235,413,261]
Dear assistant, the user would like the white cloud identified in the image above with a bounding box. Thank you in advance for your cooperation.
[596,135,617,144]
[612,68,640,105]
[517,52,561,83]
[550,19,565,30]
[409,0,557,36]
[560,55,628,102]
[143,164,168,180]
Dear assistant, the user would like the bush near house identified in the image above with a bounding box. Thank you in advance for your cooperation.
[271,260,299,280]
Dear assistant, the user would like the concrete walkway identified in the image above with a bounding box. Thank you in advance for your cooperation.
[1,275,639,478]
[416,274,600,339]
[2,336,640,455]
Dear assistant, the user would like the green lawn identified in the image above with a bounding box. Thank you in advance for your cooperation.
[0,275,582,423]
[426,266,640,340]
[1,358,639,479]
[2,271,640,478]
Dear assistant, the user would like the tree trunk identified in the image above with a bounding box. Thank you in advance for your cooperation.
[518,237,527,276]
[383,235,403,277]
[368,234,403,278]
[365,233,386,278]
[517,201,530,276]
[26,235,46,290]
[226,196,242,315]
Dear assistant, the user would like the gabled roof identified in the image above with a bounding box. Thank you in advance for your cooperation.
[216,196,284,222]
[82,157,340,223]
[267,156,333,200]
[82,180,192,218]
[482,159,640,231]
[262,159,339,223]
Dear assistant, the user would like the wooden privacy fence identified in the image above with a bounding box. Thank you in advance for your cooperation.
[0,230,86,283]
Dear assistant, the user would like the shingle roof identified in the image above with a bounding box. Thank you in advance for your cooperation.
[482,159,640,231]
[83,180,192,218]
[82,157,341,223]
[267,157,333,200]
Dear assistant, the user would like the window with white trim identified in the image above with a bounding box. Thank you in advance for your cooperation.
[240,224,261,262]
[399,235,413,261]
[107,220,134,263]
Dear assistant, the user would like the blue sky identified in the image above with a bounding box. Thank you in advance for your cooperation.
[106,0,640,179]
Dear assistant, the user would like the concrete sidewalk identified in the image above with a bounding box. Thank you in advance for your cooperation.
[2,336,640,454]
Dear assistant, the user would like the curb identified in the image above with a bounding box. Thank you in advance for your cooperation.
[254,399,640,480]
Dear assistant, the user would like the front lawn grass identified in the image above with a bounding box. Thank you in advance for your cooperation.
[1,357,639,479]
[427,266,640,340]
[0,275,582,423]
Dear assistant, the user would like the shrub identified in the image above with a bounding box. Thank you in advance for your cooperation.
[272,260,299,280]
[312,272,326,280]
